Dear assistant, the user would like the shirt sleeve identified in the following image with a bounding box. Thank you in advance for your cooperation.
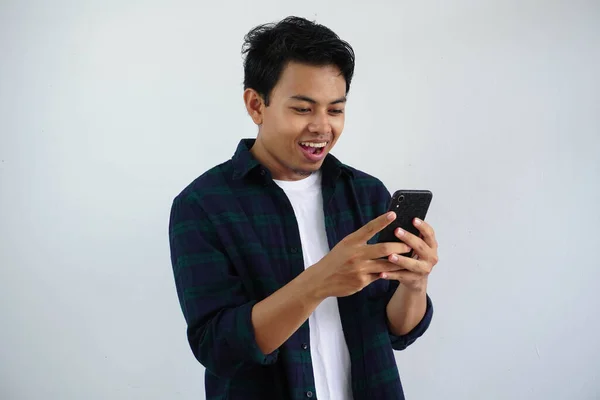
[168,194,279,377]
[384,280,434,351]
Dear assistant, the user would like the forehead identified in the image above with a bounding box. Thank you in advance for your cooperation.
[271,62,346,102]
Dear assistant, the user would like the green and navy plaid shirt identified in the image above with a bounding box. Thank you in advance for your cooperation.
[169,139,433,400]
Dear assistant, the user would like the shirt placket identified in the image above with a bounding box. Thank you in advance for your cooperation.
[270,183,318,399]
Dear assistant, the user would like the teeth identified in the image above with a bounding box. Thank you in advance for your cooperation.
[300,142,327,148]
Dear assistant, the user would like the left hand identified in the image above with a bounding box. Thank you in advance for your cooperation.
[380,218,439,291]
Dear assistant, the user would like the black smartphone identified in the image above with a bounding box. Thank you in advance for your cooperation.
[377,190,433,257]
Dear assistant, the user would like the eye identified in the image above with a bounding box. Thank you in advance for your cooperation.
[292,107,311,113]
[330,109,344,115]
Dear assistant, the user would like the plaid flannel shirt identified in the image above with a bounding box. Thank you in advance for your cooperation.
[169,139,433,399]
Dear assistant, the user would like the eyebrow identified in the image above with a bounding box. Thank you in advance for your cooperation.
[289,95,347,105]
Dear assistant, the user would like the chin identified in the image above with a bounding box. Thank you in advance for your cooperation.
[300,163,323,174]
[291,162,320,176]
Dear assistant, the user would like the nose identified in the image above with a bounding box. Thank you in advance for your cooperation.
[307,112,332,135]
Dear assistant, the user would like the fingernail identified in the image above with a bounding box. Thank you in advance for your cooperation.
[381,273,388,279]
[390,254,399,262]
[414,218,422,226]
[396,228,405,236]
[387,212,395,221]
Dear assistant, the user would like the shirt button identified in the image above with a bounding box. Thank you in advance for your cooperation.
[301,343,308,350]
[260,169,266,176]
[306,391,313,398]
[290,247,298,253]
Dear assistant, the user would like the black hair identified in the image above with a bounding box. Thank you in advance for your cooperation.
[242,16,355,106]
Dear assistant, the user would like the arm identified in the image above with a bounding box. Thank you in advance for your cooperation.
[251,266,323,354]
[169,195,325,376]
[372,182,437,350]
[380,218,438,349]
[386,279,428,336]
[255,211,439,354]
[384,280,434,350]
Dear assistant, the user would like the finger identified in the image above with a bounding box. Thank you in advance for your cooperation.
[378,269,420,283]
[352,211,396,243]
[413,218,438,249]
[394,227,430,259]
[366,259,410,274]
[387,253,431,275]
[397,227,439,265]
[365,242,412,260]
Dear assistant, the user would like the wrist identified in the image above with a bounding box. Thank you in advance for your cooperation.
[300,261,329,302]
[400,277,428,294]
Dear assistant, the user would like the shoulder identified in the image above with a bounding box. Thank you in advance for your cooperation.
[168,160,236,239]
[342,163,391,202]
[172,160,234,207]
[335,162,392,222]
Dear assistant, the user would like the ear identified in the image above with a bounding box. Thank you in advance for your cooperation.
[243,88,265,125]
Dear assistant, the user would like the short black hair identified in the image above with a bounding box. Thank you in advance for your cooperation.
[242,16,355,106]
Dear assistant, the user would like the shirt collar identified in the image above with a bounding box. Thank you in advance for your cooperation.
[231,138,354,183]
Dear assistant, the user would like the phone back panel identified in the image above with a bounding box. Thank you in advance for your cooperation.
[377,190,433,244]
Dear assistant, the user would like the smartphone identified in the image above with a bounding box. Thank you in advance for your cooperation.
[377,189,433,257]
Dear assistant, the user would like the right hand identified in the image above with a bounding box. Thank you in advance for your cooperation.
[312,211,413,298]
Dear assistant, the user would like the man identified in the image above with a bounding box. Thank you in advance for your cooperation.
[169,16,439,400]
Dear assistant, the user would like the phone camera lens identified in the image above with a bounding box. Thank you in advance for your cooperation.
[399,195,405,202]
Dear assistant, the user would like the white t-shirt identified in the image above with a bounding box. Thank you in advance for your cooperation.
[274,170,353,400]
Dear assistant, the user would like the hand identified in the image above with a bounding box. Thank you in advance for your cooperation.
[380,218,439,291]
[312,211,412,298]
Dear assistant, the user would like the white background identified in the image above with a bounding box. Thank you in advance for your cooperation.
[1,1,599,399]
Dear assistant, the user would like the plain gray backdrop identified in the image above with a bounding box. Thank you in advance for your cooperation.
[1,0,599,399]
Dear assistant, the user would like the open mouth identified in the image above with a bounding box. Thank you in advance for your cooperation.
[300,144,325,155]
[299,141,328,156]
[298,141,329,162]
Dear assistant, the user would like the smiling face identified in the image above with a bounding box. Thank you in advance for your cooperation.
[244,61,347,181]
